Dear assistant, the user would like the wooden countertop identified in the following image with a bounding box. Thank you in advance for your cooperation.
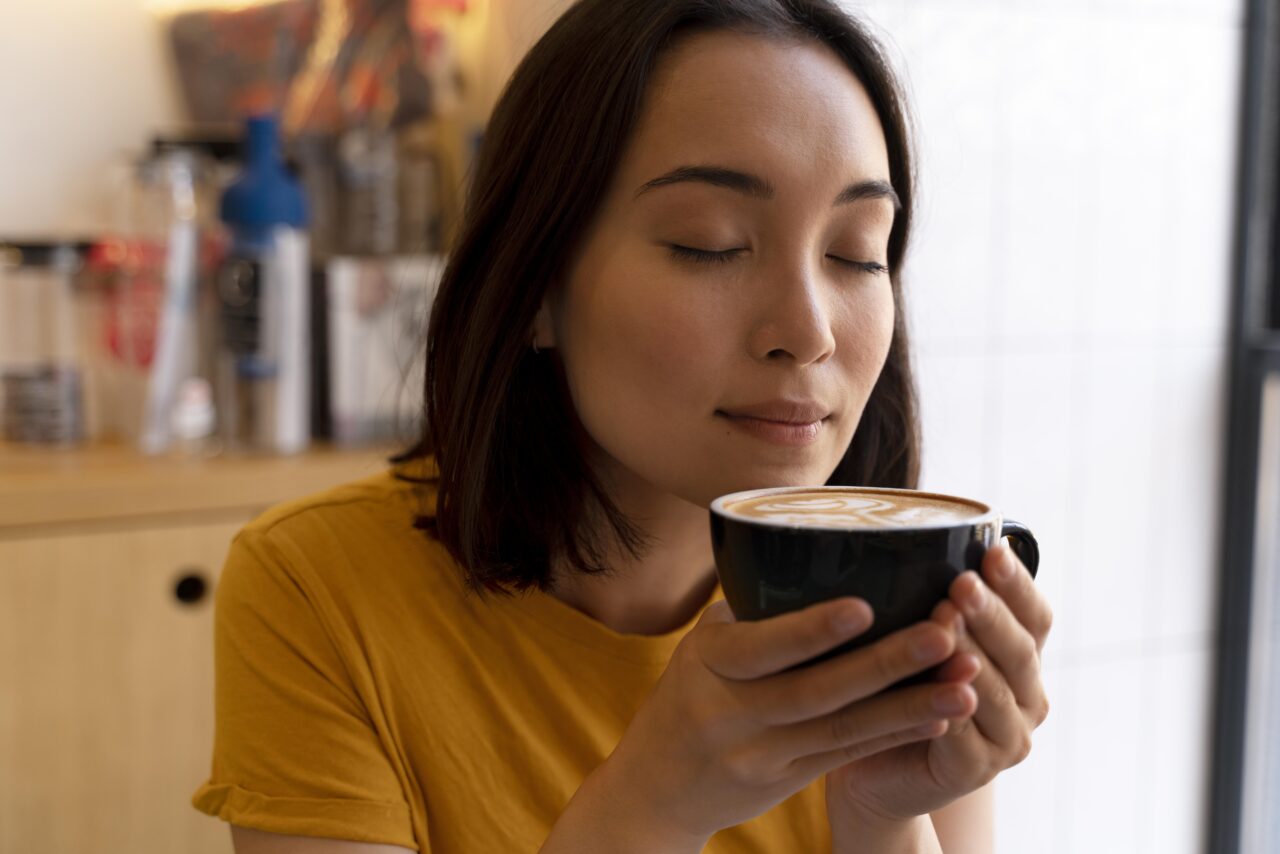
[0,440,401,532]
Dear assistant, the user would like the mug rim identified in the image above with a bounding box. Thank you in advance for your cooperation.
[709,485,998,532]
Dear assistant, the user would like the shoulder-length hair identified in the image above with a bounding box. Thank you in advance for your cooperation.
[393,0,922,597]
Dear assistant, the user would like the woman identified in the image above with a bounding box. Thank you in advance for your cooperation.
[192,0,1054,851]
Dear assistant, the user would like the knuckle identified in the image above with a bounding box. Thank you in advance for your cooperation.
[834,737,875,763]
[838,740,868,764]
[1016,634,1039,670]
[1011,732,1033,765]
[685,697,724,740]
[1039,606,1055,637]
[720,745,766,785]
[828,706,861,747]
[839,732,883,764]
[876,644,905,685]
[989,679,1016,711]
[1035,694,1051,726]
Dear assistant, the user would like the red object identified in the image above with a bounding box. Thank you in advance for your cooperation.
[87,238,165,369]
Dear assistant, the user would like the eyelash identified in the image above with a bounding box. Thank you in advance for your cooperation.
[667,244,889,276]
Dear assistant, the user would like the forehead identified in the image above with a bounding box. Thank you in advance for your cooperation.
[618,29,891,188]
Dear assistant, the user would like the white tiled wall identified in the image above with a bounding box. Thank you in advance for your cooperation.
[850,1,1242,851]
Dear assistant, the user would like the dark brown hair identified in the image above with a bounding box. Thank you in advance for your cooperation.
[393,0,922,597]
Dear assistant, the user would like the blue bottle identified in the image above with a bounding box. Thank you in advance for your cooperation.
[216,114,310,454]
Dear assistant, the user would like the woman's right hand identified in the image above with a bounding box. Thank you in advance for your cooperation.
[603,595,979,843]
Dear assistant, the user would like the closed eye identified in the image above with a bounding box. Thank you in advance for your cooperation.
[828,256,890,276]
[667,244,746,265]
[667,244,889,276]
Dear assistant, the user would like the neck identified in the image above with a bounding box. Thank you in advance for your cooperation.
[547,464,719,636]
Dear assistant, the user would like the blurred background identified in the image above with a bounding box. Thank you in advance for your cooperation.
[1,0,1278,852]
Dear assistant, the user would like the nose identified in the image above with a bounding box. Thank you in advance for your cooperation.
[746,262,837,366]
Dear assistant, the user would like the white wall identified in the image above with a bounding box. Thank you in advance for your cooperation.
[0,0,184,236]
[468,0,573,121]
[0,0,563,238]
[858,1,1242,851]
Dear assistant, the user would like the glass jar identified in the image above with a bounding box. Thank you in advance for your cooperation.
[0,241,89,444]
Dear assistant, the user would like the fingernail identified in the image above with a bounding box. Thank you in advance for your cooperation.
[992,547,1015,581]
[964,577,987,613]
[833,603,870,634]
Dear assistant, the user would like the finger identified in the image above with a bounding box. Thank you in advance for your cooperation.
[930,597,966,637]
[789,719,951,781]
[932,650,982,684]
[772,677,976,760]
[743,618,961,725]
[929,598,983,681]
[787,717,953,782]
[950,569,1043,709]
[699,597,873,680]
[982,542,1054,654]
[697,598,736,625]
[942,632,1031,766]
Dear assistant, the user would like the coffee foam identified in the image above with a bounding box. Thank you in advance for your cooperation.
[722,490,984,529]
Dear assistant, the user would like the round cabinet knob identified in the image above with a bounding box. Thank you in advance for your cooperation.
[173,571,209,606]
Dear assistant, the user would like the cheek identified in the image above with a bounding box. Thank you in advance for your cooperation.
[826,284,896,435]
[631,301,721,389]
[841,284,895,369]
[571,271,722,422]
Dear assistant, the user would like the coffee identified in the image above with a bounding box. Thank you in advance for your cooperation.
[723,489,984,529]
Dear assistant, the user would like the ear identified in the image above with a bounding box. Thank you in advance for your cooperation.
[531,294,557,350]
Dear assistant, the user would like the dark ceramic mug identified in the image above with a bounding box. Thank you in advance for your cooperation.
[709,485,1039,685]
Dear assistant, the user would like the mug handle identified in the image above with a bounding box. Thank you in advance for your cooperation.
[1001,519,1040,579]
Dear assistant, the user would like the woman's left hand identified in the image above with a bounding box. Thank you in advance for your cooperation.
[825,541,1054,825]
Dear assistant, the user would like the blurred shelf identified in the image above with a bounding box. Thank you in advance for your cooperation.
[0,440,400,533]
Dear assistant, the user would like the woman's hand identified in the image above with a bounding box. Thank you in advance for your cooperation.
[589,592,977,845]
[825,542,1054,827]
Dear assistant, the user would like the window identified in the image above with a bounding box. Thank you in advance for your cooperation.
[1209,1,1280,851]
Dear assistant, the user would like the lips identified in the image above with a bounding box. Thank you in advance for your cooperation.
[715,398,830,448]
[716,399,830,424]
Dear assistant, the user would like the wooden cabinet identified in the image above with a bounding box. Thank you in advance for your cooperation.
[0,442,396,854]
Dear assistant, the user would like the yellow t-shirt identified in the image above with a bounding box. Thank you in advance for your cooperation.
[191,459,831,852]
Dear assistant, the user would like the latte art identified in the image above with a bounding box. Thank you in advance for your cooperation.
[724,491,982,528]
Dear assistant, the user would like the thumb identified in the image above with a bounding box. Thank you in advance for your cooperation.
[697,598,736,626]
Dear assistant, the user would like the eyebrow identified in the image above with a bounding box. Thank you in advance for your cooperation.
[633,164,902,212]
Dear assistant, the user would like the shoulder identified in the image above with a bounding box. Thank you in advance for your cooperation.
[242,456,437,548]
[226,455,448,597]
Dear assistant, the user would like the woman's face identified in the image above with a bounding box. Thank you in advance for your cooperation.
[535,30,899,510]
